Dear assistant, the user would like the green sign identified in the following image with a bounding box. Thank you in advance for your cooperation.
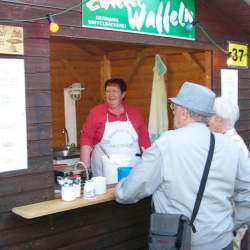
[82,0,195,40]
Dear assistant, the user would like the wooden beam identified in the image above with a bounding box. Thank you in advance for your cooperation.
[182,52,205,75]
[50,41,102,61]
[108,49,139,60]
[204,51,212,88]
[126,50,145,84]
[143,47,200,56]
[51,42,90,56]
[107,47,203,61]
[100,55,111,97]
[81,44,106,56]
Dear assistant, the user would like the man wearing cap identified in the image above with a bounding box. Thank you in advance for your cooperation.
[115,82,250,250]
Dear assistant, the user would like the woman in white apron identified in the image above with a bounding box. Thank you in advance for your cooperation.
[80,78,151,178]
[91,112,140,176]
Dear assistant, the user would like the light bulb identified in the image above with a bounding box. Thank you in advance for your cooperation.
[226,52,233,66]
[185,23,193,32]
[50,22,59,33]
[47,14,59,33]
[227,57,233,66]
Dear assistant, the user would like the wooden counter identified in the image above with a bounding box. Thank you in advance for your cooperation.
[12,187,115,219]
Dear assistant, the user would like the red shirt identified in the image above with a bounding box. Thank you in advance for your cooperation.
[80,103,151,150]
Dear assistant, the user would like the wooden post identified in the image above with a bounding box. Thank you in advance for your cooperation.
[126,50,145,84]
[204,51,212,88]
[100,55,111,99]
[182,52,205,76]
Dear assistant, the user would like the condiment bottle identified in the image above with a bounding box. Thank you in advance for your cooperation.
[73,175,81,198]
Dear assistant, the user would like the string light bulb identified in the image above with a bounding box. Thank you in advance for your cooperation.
[47,14,59,33]
[184,21,197,32]
[226,52,233,66]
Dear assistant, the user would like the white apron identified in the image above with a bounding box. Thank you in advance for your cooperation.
[91,112,140,176]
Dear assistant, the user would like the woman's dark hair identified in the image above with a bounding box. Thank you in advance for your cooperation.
[104,78,127,93]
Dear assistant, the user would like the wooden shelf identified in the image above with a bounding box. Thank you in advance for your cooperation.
[12,187,115,219]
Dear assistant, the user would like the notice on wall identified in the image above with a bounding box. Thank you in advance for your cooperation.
[221,69,238,106]
[0,59,28,173]
[0,25,24,55]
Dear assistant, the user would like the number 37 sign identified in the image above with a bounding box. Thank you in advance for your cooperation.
[228,41,248,68]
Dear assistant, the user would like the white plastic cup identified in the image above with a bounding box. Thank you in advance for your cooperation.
[61,185,76,201]
[92,176,107,195]
[102,154,131,184]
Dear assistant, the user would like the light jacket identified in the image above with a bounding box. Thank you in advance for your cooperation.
[115,122,250,250]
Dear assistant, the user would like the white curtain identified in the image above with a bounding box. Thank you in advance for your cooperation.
[148,54,168,143]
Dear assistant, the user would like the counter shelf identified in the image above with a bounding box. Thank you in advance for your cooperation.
[12,186,115,219]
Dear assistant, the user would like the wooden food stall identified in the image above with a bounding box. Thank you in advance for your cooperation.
[0,0,250,249]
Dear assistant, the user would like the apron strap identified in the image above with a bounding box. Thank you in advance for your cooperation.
[125,112,129,121]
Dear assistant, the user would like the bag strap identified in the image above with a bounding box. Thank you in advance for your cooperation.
[190,132,215,232]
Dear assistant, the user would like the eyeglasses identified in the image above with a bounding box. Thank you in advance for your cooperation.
[170,103,176,111]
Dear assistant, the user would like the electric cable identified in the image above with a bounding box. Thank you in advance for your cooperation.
[0,1,89,23]
[0,0,247,61]
[196,22,228,55]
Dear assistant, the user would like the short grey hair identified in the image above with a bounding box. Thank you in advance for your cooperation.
[189,110,210,125]
[212,96,239,129]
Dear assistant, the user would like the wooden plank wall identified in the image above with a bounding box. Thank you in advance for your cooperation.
[0,0,249,249]
[0,2,151,249]
[51,41,210,148]
[196,1,250,148]
[50,40,102,149]
[109,48,210,128]
[1,199,150,250]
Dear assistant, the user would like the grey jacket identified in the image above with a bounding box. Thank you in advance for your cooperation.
[115,122,250,250]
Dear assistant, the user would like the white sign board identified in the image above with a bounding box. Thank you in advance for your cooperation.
[0,59,28,173]
[221,69,238,105]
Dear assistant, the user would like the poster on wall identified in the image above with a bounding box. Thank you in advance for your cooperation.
[0,25,24,55]
[82,0,195,40]
[221,69,238,106]
[0,59,28,173]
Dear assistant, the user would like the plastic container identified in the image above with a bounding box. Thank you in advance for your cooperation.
[92,176,107,195]
[117,166,133,181]
[61,185,76,201]
[83,180,95,199]
[102,154,131,184]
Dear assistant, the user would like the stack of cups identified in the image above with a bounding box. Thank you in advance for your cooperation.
[92,176,107,195]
